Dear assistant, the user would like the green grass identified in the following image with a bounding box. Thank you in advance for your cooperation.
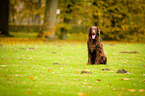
[10,32,39,38]
[0,38,145,96]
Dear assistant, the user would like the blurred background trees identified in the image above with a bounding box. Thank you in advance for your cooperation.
[1,0,144,42]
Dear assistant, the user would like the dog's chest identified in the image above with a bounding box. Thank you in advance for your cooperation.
[89,44,98,53]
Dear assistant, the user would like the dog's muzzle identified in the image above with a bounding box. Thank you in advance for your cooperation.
[92,35,96,39]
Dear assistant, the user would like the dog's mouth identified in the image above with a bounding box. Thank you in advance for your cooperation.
[92,35,96,39]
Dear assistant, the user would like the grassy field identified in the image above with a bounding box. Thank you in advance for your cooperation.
[0,38,145,96]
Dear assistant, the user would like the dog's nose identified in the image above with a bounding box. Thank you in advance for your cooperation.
[92,32,95,35]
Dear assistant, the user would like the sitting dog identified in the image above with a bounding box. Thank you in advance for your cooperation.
[87,26,107,65]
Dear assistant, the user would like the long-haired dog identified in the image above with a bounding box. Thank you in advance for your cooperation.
[87,26,107,65]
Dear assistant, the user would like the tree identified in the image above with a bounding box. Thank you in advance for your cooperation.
[34,0,41,24]
[42,0,57,40]
[0,0,9,36]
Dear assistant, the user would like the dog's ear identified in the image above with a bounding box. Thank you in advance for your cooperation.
[97,27,100,35]
[88,27,91,35]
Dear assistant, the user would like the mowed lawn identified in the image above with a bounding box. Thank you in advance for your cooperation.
[0,38,145,96]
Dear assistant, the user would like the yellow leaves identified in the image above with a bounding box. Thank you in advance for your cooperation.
[78,45,81,48]
[113,88,118,91]
[48,69,51,72]
[139,89,144,92]
[73,79,79,81]
[121,78,130,81]
[96,79,101,82]
[78,92,88,96]
[126,89,136,92]
[88,84,92,88]
[117,92,123,95]
[71,81,76,85]
[38,92,42,95]
[0,65,7,67]
[26,92,31,95]
[14,49,19,52]
[28,76,34,80]
[142,79,145,82]
[81,82,88,85]
[126,89,145,92]
[47,31,53,35]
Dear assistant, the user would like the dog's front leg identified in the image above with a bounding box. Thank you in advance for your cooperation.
[87,52,92,65]
[94,51,100,65]
[94,56,99,65]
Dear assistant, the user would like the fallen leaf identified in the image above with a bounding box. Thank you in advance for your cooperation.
[67,56,72,58]
[142,79,145,82]
[71,81,76,85]
[26,92,31,94]
[102,68,110,70]
[14,49,19,52]
[0,65,7,67]
[51,51,57,54]
[28,76,34,80]
[143,65,145,67]
[127,89,136,92]
[113,88,118,90]
[81,82,88,85]
[48,69,50,72]
[139,89,144,92]
[38,92,42,95]
[88,84,92,88]
[96,79,101,82]
[78,92,88,96]
[73,79,79,81]
[89,84,92,86]
[27,48,35,50]
[121,78,130,80]
[117,92,123,95]
[35,85,38,87]
[78,45,81,48]
[98,86,102,89]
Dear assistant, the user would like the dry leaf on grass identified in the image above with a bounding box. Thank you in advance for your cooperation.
[139,89,144,92]
[96,79,101,82]
[117,92,123,95]
[0,65,7,67]
[121,78,130,80]
[127,89,136,92]
[142,79,145,82]
[26,92,31,94]
[78,92,88,96]
[38,92,42,95]
[113,88,118,90]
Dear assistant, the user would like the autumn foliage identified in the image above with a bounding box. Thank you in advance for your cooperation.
[9,0,145,41]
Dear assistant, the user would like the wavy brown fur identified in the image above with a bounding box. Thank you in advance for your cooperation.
[87,26,107,65]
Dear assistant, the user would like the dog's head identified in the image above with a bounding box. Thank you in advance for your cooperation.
[88,26,100,40]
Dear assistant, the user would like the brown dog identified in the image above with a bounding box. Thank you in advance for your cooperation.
[87,26,107,65]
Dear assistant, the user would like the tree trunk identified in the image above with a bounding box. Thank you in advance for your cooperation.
[43,0,57,40]
[59,28,67,40]
[0,0,9,36]
[35,0,41,24]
